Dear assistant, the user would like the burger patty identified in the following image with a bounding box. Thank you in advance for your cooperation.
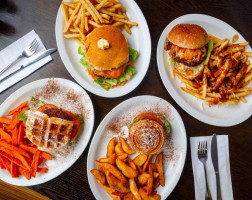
[44,108,73,121]
[91,64,127,79]
[165,41,207,66]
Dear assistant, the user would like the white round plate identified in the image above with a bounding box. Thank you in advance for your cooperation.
[87,95,187,200]
[157,14,252,127]
[55,0,151,98]
[0,78,94,186]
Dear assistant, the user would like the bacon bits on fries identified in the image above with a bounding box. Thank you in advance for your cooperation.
[62,0,138,46]
[91,137,163,200]
[0,102,52,180]
[175,34,252,106]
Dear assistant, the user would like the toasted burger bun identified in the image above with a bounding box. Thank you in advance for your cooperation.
[85,25,129,70]
[129,119,166,155]
[176,62,204,80]
[168,24,208,49]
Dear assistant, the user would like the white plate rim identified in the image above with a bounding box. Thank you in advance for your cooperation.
[0,78,95,186]
[55,0,151,98]
[157,13,252,127]
[87,95,187,200]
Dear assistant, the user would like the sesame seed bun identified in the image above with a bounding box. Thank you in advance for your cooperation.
[85,25,129,70]
[168,24,208,49]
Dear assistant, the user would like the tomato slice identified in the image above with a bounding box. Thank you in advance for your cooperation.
[134,113,165,130]
[37,104,58,112]
[61,109,80,139]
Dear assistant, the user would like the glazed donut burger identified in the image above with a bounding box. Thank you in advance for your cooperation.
[129,113,171,155]
[165,24,213,80]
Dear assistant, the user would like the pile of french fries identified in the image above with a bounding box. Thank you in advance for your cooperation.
[91,136,164,200]
[175,34,252,106]
[0,101,52,179]
[62,0,138,47]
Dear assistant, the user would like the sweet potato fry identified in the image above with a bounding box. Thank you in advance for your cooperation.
[129,178,141,200]
[133,154,148,167]
[11,162,18,177]
[115,142,125,156]
[0,118,11,125]
[0,151,26,169]
[8,101,28,116]
[0,128,11,143]
[90,169,106,185]
[98,153,117,164]
[0,156,11,174]
[8,117,21,130]
[31,150,40,177]
[107,137,117,157]
[95,161,127,184]
[0,141,31,159]
[0,147,31,171]
[18,167,31,180]
[0,157,6,169]
[106,172,130,193]
[37,168,48,173]
[116,158,138,178]
[19,144,52,160]
[155,152,164,186]
[119,136,135,154]
[17,125,24,145]
[11,126,18,146]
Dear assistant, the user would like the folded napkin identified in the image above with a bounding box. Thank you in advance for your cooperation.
[190,135,233,200]
[0,30,52,93]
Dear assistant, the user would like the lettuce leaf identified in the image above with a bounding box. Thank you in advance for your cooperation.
[167,50,176,68]
[129,47,139,61]
[95,66,136,90]
[78,46,85,55]
[204,40,213,65]
[17,112,28,123]
[78,46,91,70]
[156,116,171,135]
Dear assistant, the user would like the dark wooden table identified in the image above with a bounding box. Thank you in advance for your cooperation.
[1,0,252,199]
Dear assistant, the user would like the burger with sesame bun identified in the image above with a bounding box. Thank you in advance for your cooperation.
[165,24,213,80]
[129,113,171,155]
[78,25,139,90]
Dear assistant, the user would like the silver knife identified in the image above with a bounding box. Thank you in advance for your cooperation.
[0,48,57,82]
[211,134,222,200]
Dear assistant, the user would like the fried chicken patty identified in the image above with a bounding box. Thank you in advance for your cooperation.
[44,108,73,121]
[165,41,207,66]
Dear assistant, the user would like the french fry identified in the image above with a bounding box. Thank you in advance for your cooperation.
[115,142,125,156]
[119,137,135,154]
[244,52,252,57]
[133,154,148,167]
[106,172,130,193]
[91,169,106,185]
[117,153,128,160]
[155,152,164,187]
[143,154,152,172]
[63,3,82,33]
[127,158,137,170]
[64,33,81,39]
[138,172,150,186]
[116,158,138,178]
[129,178,141,200]
[95,161,128,184]
[147,165,153,195]
[112,17,138,26]
[62,3,69,23]
[98,153,117,164]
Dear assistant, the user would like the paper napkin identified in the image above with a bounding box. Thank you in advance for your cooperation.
[0,30,52,93]
[190,135,233,200]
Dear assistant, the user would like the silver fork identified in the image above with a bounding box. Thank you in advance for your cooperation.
[0,39,40,75]
[198,141,212,200]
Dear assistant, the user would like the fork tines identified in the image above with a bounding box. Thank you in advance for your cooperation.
[198,141,208,155]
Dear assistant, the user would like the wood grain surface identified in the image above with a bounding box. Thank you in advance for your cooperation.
[0,0,252,199]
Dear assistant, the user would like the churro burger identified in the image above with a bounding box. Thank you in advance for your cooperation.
[165,24,213,80]
[83,25,137,90]
[129,113,171,155]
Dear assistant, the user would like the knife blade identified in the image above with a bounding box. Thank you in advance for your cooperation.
[0,48,57,82]
[211,134,222,200]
